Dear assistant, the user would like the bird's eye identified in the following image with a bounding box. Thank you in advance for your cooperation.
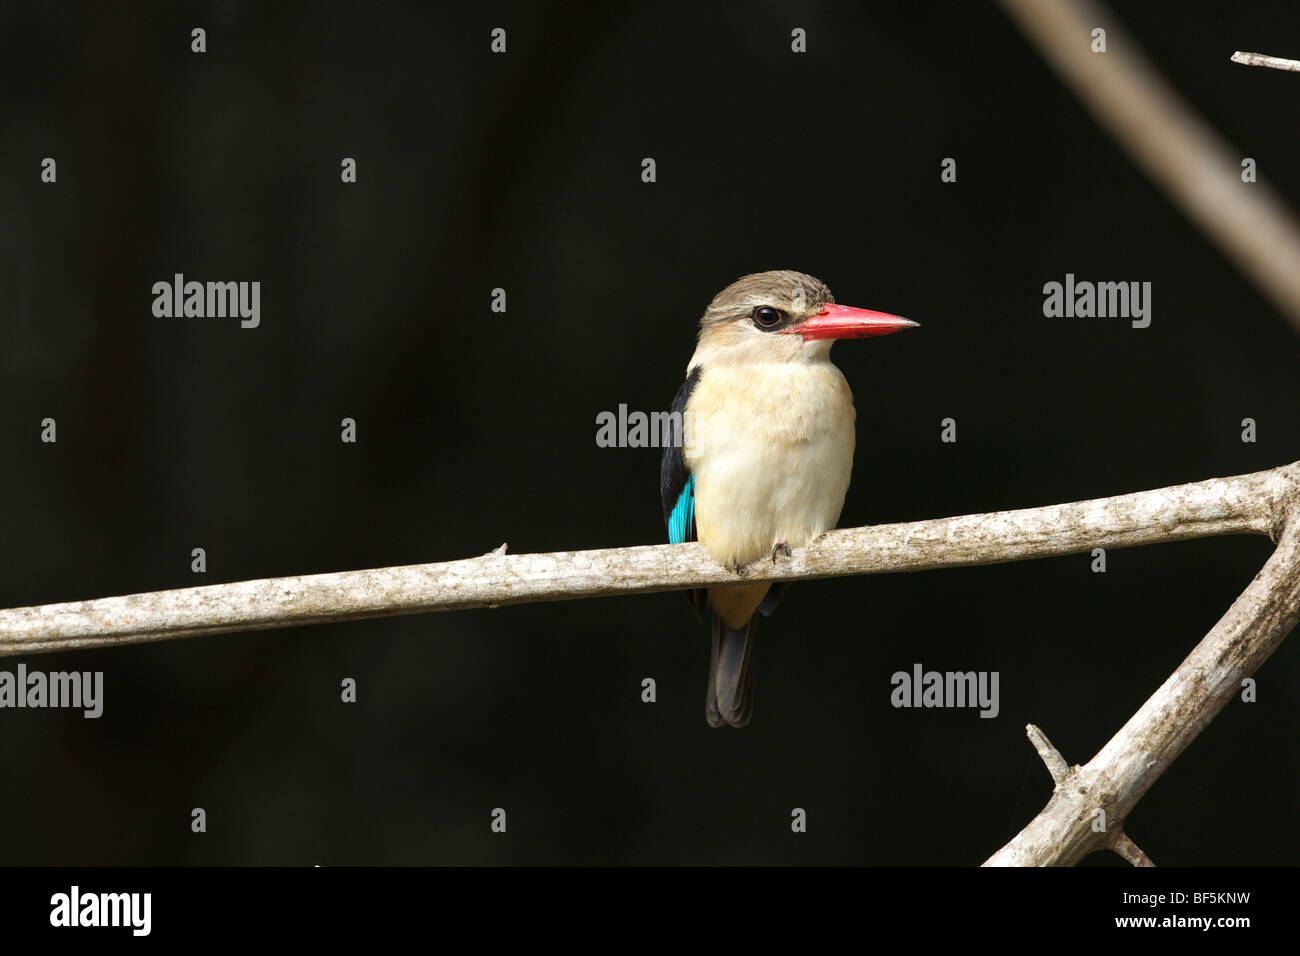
[752,306,787,330]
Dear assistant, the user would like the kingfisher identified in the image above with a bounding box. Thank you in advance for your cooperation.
[660,270,918,728]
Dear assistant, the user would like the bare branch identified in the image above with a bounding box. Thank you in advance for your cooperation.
[986,472,1300,865]
[998,0,1300,335]
[1231,50,1300,73]
[1016,724,1159,866]
[1109,831,1155,867]
[0,463,1294,659]
[3,461,1297,868]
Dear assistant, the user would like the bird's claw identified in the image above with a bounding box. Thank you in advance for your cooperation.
[771,542,792,563]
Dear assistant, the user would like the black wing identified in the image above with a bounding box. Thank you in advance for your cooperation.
[659,364,706,617]
[659,364,701,531]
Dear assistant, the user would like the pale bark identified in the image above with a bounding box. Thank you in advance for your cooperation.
[1231,51,1300,73]
[986,506,1300,865]
[1,463,1293,657]
[997,0,1300,334]
[3,462,1298,868]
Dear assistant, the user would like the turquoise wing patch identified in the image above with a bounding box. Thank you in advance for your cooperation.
[668,474,695,544]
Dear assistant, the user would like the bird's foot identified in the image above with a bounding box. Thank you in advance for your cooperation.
[770,542,793,563]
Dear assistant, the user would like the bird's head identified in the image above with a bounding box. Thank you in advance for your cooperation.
[695,269,917,365]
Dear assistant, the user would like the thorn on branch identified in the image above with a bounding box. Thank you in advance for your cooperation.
[1109,830,1156,867]
[1025,723,1071,786]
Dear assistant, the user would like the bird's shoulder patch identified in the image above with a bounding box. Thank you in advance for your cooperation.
[668,474,695,545]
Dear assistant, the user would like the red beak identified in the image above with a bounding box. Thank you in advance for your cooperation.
[785,303,919,341]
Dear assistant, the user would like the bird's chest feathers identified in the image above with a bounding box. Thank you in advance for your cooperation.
[684,362,856,566]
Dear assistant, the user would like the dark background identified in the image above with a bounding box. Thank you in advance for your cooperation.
[2,1,1297,866]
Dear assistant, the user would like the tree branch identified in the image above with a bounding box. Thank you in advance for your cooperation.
[997,0,1300,336]
[988,0,1300,866]
[1,463,1295,658]
[986,469,1300,865]
[1109,830,1155,868]
[4,462,1298,867]
[1231,50,1300,73]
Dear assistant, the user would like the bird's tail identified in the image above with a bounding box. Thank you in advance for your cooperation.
[707,612,757,728]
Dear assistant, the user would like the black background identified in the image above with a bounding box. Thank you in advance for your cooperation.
[1,1,1297,866]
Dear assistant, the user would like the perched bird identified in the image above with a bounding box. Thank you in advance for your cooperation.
[660,270,918,728]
